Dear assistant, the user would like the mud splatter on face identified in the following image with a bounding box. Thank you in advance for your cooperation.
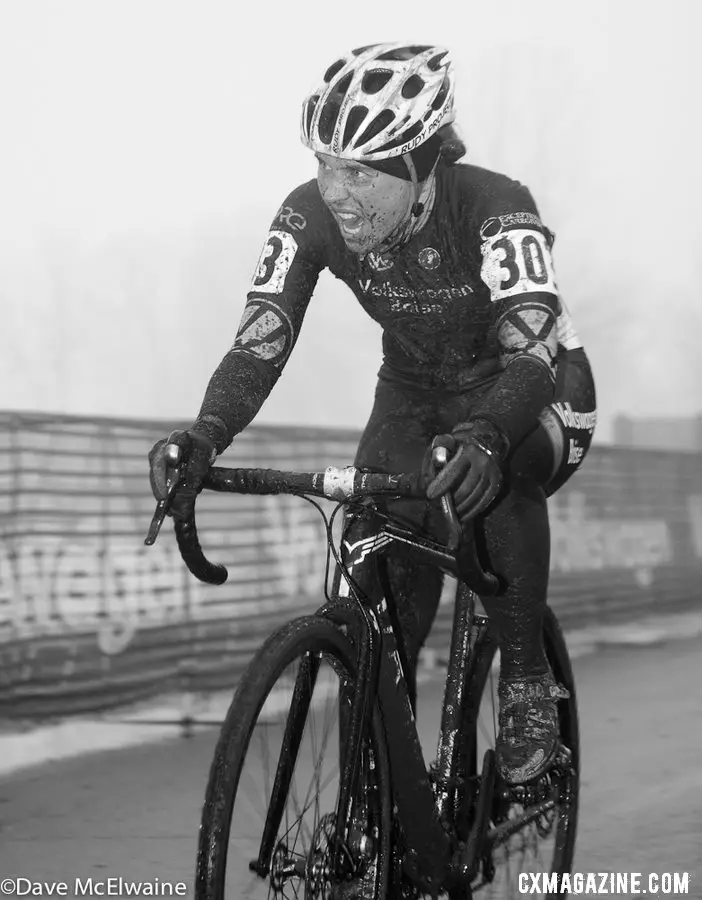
[316,153,414,254]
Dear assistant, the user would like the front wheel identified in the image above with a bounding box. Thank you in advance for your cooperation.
[195,614,392,899]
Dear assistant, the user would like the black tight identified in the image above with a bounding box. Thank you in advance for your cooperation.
[344,375,560,704]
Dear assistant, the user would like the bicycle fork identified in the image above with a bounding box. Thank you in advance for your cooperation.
[251,649,323,878]
[249,594,385,885]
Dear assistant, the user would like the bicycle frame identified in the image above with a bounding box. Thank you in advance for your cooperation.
[308,512,496,893]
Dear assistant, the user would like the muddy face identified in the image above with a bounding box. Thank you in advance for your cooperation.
[316,153,414,254]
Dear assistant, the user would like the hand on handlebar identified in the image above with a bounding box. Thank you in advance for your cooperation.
[424,419,510,524]
[148,429,217,523]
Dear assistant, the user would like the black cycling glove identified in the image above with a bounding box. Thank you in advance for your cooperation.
[425,418,509,522]
[148,429,217,522]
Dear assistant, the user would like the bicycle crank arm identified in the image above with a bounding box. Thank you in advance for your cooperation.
[483,797,556,852]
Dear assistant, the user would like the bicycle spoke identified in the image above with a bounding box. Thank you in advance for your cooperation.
[197,618,390,899]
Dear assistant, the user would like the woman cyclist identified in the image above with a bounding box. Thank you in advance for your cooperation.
[148,42,597,786]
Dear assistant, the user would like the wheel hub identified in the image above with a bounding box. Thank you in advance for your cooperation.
[305,813,340,898]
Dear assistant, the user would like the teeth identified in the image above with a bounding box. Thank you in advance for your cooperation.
[338,212,358,221]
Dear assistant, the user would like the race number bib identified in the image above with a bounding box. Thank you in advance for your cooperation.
[480,228,558,302]
[251,230,298,295]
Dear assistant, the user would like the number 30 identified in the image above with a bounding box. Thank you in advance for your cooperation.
[493,235,550,290]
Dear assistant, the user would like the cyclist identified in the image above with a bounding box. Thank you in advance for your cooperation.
[149,43,596,786]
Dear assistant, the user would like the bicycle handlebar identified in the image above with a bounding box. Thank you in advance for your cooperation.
[205,464,425,501]
[145,457,500,597]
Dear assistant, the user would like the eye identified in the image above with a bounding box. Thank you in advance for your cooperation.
[349,167,372,181]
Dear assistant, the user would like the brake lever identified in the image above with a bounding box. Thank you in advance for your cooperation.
[144,443,185,546]
[431,444,463,553]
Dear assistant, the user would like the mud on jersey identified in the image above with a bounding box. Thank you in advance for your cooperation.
[197,163,583,451]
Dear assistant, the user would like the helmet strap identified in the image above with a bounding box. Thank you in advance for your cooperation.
[402,153,423,216]
[373,165,438,256]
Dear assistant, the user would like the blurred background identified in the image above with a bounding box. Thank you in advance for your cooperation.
[2,0,701,444]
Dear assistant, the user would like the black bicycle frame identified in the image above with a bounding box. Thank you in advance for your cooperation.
[320,516,489,892]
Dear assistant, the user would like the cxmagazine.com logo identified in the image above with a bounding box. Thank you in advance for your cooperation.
[518,872,691,895]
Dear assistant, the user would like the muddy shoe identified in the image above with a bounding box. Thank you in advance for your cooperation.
[496,672,570,785]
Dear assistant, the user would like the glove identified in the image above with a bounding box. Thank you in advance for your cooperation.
[425,418,509,522]
[148,429,217,522]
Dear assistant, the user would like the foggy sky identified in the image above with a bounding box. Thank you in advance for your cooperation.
[2,0,701,442]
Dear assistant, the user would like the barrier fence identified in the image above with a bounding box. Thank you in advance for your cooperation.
[0,410,700,721]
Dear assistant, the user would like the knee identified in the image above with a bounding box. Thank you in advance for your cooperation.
[506,423,554,488]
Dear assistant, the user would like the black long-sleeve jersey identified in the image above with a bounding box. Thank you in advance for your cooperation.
[195,161,583,453]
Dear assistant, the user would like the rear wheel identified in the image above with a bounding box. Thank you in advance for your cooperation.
[195,614,392,899]
[458,606,580,898]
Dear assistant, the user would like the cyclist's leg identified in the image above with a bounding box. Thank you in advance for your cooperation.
[478,347,597,673]
[340,375,444,714]
[537,346,597,497]
[467,347,597,781]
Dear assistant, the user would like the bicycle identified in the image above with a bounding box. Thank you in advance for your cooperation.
[145,442,579,899]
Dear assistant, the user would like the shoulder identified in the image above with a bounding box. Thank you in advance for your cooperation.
[257,179,335,271]
[271,179,333,236]
[441,163,544,228]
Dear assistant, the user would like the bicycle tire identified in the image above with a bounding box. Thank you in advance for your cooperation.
[195,614,392,900]
[458,605,579,894]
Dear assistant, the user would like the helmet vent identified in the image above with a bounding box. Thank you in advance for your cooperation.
[352,44,378,56]
[374,119,424,153]
[342,106,369,148]
[304,95,320,136]
[354,108,396,148]
[377,45,431,61]
[401,74,425,99]
[362,69,393,94]
[427,51,448,71]
[324,59,346,83]
[431,77,450,110]
[318,72,354,144]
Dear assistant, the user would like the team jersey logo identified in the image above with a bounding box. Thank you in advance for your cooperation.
[231,299,295,370]
[368,250,394,272]
[552,401,597,434]
[479,212,543,241]
[251,230,298,295]
[418,247,441,270]
[275,205,307,232]
[497,301,557,381]
[480,226,558,302]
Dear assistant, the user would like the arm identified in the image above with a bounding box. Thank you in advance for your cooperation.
[426,182,563,518]
[190,185,325,453]
[469,187,561,454]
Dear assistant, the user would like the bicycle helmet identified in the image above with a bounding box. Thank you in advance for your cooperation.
[300,42,455,162]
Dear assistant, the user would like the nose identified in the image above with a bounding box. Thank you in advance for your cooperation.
[318,169,349,206]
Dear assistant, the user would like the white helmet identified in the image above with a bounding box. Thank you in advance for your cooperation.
[300,42,455,162]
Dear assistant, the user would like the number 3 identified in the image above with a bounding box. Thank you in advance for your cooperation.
[250,230,299,295]
[254,236,283,287]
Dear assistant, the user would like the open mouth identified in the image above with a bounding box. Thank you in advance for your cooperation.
[335,210,364,234]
